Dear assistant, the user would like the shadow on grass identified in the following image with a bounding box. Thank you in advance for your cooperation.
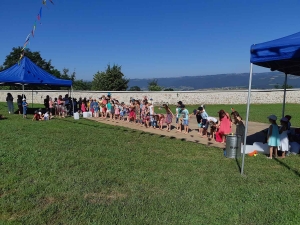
[274,158,300,177]
[235,157,242,173]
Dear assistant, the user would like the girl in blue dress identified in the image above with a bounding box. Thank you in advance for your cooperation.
[267,115,280,159]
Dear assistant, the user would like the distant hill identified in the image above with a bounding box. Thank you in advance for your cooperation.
[128,72,300,90]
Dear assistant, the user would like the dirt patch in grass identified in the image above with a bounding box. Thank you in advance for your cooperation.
[84,191,127,205]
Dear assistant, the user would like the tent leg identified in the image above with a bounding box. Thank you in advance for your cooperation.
[282,73,288,118]
[22,84,24,99]
[241,63,253,175]
[32,89,33,108]
[72,86,75,117]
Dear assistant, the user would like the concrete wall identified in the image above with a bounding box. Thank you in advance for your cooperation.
[0,89,299,105]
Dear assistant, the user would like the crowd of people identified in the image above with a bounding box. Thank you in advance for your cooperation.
[4,92,299,157]
[73,94,246,144]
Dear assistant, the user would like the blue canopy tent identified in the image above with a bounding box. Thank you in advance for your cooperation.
[0,56,74,112]
[241,32,300,174]
[0,56,72,86]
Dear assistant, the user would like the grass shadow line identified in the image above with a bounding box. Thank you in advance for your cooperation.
[235,157,242,173]
[274,158,300,177]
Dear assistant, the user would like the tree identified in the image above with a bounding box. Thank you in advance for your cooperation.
[282,83,293,89]
[92,64,128,91]
[128,86,141,91]
[73,80,92,90]
[164,88,174,91]
[274,83,293,89]
[3,47,56,74]
[148,79,162,91]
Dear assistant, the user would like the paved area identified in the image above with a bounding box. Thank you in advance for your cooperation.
[87,115,269,148]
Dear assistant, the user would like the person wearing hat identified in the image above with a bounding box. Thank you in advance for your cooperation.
[266,115,280,159]
[22,98,28,119]
[279,117,289,158]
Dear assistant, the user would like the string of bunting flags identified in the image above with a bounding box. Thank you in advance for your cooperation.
[18,0,55,64]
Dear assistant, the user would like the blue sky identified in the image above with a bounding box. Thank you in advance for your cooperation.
[1,0,300,80]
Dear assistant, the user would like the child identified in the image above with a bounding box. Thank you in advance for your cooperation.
[231,112,245,141]
[106,100,112,119]
[49,97,54,118]
[43,111,50,120]
[22,98,28,119]
[54,97,58,116]
[199,107,208,136]
[181,105,189,134]
[206,116,218,139]
[89,99,94,116]
[148,102,155,126]
[267,115,280,159]
[175,105,181,131]
[163,104,174,131]
[81,102,86,113]
[158,114,165,130]
[153,115,159,129]
[110,101,115,120]
[32,110,41,121]
[114,103,120,120]
[279,117,289,158]
[93,99,99,117]
[128,104,136,122]
[195,109,203,135]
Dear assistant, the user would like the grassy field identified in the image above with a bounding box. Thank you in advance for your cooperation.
[0,103,300,224]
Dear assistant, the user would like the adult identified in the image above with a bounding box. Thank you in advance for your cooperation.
[44,95,50,110]
[216,109,232,143]
[17,95,23,115]
[6,93,14,114]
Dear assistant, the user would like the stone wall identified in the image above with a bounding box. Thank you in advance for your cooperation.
[0,89,299,105]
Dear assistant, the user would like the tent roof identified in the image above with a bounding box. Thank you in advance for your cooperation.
[250,32,300,76]
[0,56,72,86]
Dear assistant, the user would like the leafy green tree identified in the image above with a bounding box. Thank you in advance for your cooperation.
[282,84,293,89]
[128,86,141,91]
[73,80,92,90]
[148,79,162,91]
[3,47,55,74]
[92,64,128,91]
[164,88,174,91]
[274,83,293,89]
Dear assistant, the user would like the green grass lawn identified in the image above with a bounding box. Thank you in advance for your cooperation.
[0,103,300,224]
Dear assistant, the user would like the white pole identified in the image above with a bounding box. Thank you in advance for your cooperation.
[22,84,24,99]
[282,73,288,118]
[241,63,253,175]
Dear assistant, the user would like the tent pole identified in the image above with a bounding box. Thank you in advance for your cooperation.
[22,84,24,99]
[32,89,33,108]
[72,86,74,116]
[282,73,288,118]
[241,63,253,175]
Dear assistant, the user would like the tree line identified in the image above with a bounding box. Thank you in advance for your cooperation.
[0,47,173,91]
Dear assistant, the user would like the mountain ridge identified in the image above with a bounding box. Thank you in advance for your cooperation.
[128,72,300,90]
